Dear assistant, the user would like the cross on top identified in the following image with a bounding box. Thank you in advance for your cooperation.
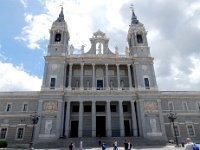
[60,1,64,9]
[130,4,134,11]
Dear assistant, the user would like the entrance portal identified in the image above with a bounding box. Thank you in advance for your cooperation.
[96,116,106,137]
[71,121,78,137]
[124,120,131,136]
[97,80,103,90]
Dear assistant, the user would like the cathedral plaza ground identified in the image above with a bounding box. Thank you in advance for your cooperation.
[0,145,194,150]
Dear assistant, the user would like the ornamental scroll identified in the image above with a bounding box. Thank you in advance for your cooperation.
[144,101,158,113]
[43,101,58,112]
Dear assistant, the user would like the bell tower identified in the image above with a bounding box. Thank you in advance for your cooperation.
[127,7,158,90]
[41,7,69,90]
[47,7,70,56]
[127,7,150,57]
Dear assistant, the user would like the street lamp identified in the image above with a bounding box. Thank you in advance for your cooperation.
[167,111,179,146]
[29,112,40,149]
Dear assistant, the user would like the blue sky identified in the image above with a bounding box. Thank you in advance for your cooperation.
[0,0,45,76]
[1,0,200,91]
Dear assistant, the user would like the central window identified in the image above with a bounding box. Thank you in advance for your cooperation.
[96,105,105,112]
[97,80,103,90]
[55,33,61,42]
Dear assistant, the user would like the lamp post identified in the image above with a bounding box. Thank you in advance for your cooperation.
[167,111,178,146]
[29,112,40,149]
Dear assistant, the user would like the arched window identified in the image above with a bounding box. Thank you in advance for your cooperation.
[55,33,61,42]
[137,34,143,43]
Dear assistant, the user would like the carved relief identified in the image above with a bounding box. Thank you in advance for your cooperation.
[43,101,58,112]
[45,120,52,135]
[142,65,147,71]
[144,101,158,113]
[51,64,58,70]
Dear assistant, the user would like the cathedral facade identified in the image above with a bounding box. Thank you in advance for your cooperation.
[0,8,200,146]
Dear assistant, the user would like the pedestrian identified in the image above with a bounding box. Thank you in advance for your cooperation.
[102,142,106,150]
[113,140,118,150]
[127,141,132,150]
[124,140,128,150]
[72,143,75,150]
[69,143,73,150]
[80,141,83,150]
[99,140,102,146]
[185,138,199,150]
[181,141,185,147]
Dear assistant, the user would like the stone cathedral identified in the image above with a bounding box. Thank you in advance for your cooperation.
[0,7,200,147]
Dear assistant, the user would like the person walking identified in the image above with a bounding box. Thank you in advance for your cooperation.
[69,143,73,150]
[185,138,199,150]
[79,141,83,150]
[102,142,106,150]
[113,140,118,150]
[127,141,132,150]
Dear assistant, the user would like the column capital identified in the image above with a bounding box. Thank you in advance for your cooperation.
[81,63,84,66]
[119,100,123,104]
[92,63,95,66]
[106,100,111,103]
[105,64,108,66]
[130,100,136,103]
[116,64,120,67]
[127,64,131,67]
[69,63,73,66]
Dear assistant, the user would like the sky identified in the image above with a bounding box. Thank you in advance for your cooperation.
[1,0,200,91]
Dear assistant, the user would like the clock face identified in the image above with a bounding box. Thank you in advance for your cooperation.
[55,33,61,42]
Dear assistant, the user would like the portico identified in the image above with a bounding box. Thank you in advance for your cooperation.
[63,99,139,138]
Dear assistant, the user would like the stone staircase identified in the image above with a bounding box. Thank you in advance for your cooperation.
[34,137,167,149]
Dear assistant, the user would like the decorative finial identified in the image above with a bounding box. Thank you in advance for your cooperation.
[130,4,139,24]
[130,4,134,12]
[60,2,64,10]
[56,2,65,22]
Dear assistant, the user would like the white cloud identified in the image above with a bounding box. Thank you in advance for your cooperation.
[16,0,130,51]
[15,0,200,91]
[15,13,53,49]
[189,57,200,83]
[20,0,28,8]
[0,62,42,91]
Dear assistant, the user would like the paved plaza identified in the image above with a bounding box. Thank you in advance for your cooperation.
[0,145,190,150]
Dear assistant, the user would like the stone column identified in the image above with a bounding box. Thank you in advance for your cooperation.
[92,101,96,137]
[78,101,83,137]
[132,64,137,88]
[106,100,111,137]
[34,100,43,142]
[119,101,124,136]
[65,101,71,137]
[56,100,63,138]
[157,99,167,140]
[127,64,132,89]
[80,63,84,90]
[116,64,121,90]
[105,64,109,90]
[68,63,73,90]
[131,101,138,136]
[92,63,96,90]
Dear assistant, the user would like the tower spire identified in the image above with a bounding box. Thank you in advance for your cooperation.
[130,4,139,24]
[56,3,65,22]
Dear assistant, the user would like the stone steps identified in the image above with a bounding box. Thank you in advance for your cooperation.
[34,137,167,149]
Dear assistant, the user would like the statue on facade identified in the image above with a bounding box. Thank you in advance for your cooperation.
[125,46,129,56]
[81,45,85,54]
[98,43,102,54]
[70,44,74,55]
[45,120,52,135]
[150,118,157,133]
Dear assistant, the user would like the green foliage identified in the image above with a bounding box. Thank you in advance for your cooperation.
[0,140,8,148]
